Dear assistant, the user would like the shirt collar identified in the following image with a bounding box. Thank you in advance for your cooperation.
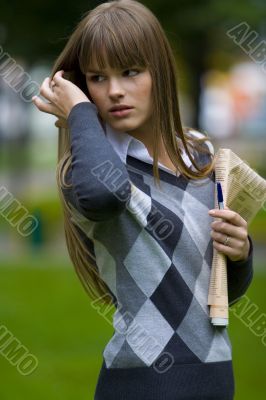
[104,121,192,175]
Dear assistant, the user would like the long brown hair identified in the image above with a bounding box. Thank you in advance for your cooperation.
[51,0,216,306]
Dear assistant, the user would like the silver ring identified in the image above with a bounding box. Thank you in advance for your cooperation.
[223,235,230,246]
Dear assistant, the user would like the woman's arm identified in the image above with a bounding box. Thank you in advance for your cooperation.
[32,70,132,221]
[64,101,131,221]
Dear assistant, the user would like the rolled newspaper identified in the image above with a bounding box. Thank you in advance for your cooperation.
[208,148,266,326]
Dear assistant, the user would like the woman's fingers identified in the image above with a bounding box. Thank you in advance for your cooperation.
[211,229,241,248]
[33,71,90,119]
[32,76,61,116]
[39,77,55,101]
[209,207,247,228]
[209,206,250,261]
[32,95,59,116]
[52,70,64,84]
[211,220,247,241]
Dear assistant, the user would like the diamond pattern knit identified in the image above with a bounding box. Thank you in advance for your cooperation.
[63,102,253,400]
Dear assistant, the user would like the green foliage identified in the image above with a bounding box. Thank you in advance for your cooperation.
[1,0,101,64]
[2,0,266,64]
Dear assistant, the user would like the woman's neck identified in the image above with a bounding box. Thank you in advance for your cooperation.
[146,138,177,173]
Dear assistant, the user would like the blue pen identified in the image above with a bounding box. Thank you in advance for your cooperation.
[217,182,224,210]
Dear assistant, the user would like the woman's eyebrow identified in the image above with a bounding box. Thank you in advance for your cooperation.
[87,69,103,73]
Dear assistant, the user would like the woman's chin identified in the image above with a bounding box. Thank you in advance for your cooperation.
[108,119,137,132]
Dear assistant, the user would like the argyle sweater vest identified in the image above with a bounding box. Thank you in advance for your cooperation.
[63,102,253,400]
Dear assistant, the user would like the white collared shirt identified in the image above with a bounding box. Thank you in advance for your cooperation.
[103,122,199,176]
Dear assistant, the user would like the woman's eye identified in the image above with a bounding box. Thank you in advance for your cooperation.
[88,69,139,82]
[124,69,139,77]
[89,75,104,82]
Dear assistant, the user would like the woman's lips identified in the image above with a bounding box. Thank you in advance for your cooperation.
[109,108,134,117]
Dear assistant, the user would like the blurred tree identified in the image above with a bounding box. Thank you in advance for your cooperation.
[1,0,266,127]
[0,0,102,62]
[145,0,266,127]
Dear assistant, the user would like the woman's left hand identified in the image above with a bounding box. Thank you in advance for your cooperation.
[209,206,250,262]
[32,70,91,120]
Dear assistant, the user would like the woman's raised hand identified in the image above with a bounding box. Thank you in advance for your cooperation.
[32,70,91,121]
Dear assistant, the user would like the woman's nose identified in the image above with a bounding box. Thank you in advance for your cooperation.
[108,78,125,97]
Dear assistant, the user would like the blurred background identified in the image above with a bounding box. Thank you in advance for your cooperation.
[0,0,265,399]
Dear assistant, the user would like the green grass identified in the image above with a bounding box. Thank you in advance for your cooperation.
[249,208,266,243]
[228,272,266,399]
[0,256,265,399]
[0,258,114,400]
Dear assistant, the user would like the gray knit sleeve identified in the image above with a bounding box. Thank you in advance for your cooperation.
[62,101,131,221]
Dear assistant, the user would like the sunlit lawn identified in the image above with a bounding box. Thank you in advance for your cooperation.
[0,255,265,399]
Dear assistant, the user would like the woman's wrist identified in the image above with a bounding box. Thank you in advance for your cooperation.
[67,100,91,120]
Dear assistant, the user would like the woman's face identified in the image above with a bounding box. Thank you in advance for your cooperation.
[85,65,153,136]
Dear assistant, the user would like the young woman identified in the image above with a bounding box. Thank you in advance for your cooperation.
[32,1,253,398]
